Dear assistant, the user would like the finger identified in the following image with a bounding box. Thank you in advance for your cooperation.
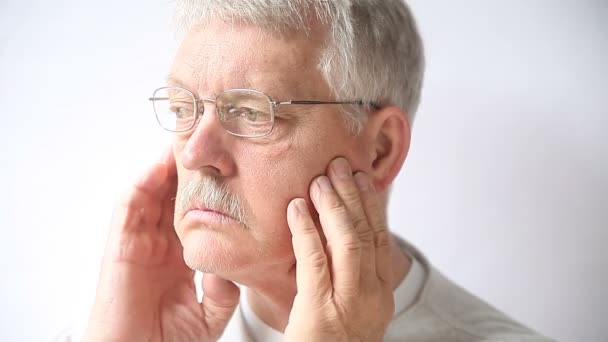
[162,144,177,172]
[159,175,178,230]
[158,146,178,231]
[201,273,240,339]
[133,150,172,195]
[310,175,361,295]
[287,198,332,302]
[327,158,377,282]
[354,172,392,285]
[114,147,177,232]
[136,145,177,197]
[327,158,374,245]
[158,144,178,195]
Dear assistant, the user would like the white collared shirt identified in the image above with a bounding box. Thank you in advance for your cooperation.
[239,256,426,342]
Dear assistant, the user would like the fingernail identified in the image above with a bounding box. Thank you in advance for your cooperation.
[295,198,308,215]
[354,172,369,191]
[332,158,351,180]
[288,201,298,221]
[316,176,333,192]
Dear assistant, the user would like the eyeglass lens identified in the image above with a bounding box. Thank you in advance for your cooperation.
[152,87,275,137]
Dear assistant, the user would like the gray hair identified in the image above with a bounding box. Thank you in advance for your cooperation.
[176,175,248,227]
[174,0,425,132]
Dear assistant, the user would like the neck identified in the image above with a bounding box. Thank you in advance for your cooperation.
[247,235,411,332]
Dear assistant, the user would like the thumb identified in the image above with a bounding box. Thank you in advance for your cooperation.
[201,273,240,339]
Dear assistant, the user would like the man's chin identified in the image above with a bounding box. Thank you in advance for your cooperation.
[180,227,248,276]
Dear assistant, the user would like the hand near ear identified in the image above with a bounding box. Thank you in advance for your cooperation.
[83,147,239,342]
[284,157,395,342]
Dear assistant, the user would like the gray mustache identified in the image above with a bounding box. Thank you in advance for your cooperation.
[176,177,247,226]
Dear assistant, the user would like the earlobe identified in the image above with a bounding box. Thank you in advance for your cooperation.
[368,107,411,192]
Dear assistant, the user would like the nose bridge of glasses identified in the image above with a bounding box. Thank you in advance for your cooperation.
[189,97,228,138]
[194,97,217,115]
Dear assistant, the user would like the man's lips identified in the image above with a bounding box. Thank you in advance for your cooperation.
[184,207,238,224]
[190,206,224,215]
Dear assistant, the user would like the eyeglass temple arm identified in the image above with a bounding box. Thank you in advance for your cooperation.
[275,100,381,109]
[149,96,381,109]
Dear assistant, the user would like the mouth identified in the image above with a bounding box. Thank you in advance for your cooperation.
[183,206,240,225]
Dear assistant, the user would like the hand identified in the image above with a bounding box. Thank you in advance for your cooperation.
[83,148,239,342]
[284,158,395,342]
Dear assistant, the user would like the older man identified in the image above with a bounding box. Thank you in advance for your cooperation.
[80,1,551,341]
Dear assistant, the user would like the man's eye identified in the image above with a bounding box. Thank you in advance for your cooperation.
[224,106,261,121]
[171,106,192,119]
[242,108,259,122]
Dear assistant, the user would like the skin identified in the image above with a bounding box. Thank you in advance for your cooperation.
[285,167,398,341]
[84,18,412,341]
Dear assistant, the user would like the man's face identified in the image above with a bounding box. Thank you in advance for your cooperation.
[170,21,372,282]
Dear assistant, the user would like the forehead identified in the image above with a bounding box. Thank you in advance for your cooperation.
[169,21,329,99]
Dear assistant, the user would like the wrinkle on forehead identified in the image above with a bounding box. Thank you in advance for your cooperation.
[169,20,329,100]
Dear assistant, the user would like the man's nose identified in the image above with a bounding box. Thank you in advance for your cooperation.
[179,104,236,176]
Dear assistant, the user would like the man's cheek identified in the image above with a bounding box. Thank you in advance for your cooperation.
[262,137,295,160]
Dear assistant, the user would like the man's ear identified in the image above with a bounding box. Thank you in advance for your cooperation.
[364,106,411,192]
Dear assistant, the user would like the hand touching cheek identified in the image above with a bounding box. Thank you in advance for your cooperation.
[284,157,395,342]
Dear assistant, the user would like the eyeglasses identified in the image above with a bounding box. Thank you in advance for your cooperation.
[149,86,377,138]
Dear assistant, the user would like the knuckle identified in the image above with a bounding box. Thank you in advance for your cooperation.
[339,186,361,204]
[374,228,391,249]
[303,249,328,269]
[350,213,368,230]
[326,197,347,215]
[295,220,319,235]
[298,225,319,236]
[341,236,362,254]
[358,227,375,244]
[336,282,360,298]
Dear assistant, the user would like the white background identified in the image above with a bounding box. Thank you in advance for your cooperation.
[1,1,606,341]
